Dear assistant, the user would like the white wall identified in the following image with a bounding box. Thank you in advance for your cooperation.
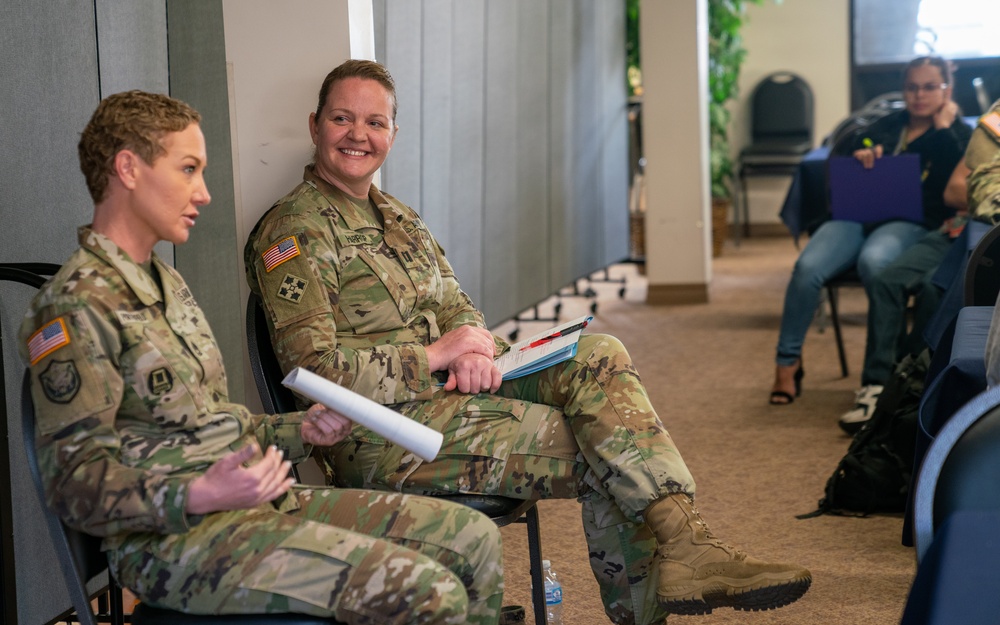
[641,0,712,299]
[734,0,851,226]
[217,0,358,411]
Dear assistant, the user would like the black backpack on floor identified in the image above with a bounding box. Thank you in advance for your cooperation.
[800,349,931,518]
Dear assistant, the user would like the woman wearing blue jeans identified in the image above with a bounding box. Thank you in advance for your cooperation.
[771,55,972,404]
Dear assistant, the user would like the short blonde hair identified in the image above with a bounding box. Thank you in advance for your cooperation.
[78,90,201,203]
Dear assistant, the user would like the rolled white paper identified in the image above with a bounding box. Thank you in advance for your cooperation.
[282,367,443,462]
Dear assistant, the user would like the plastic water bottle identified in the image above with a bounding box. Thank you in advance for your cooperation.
[542,559,564,624]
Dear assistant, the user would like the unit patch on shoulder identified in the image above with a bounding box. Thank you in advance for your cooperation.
[277,273,309,304]
[262,236,301,272]
[981,111,1000,141]
[39,359,81,404]
[27,317,71,365]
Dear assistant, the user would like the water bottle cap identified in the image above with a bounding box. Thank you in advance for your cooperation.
[542,559,551,568]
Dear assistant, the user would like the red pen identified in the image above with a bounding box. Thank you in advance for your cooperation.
[519,319,590,351]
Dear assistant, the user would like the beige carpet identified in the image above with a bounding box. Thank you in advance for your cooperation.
[494,234,916,624]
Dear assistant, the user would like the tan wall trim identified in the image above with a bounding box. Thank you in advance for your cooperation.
[646,283,709,305]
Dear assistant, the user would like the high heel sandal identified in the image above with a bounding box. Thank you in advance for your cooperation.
[769,364,804,405]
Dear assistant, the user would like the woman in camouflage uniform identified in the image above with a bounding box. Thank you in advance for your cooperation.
[246,60,811,623]
[22,90,504,625]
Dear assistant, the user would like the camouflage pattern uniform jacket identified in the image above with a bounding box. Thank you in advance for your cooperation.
[246,166,696,625]
[21,226,503,623]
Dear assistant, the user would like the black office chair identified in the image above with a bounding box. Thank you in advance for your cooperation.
[823,266,864,378]
[737,72,815,239]
[963,222,1000,306]
[246,292,547,625]
[911,385,1000,563]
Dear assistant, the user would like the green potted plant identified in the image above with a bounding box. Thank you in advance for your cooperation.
[708,0,763,256]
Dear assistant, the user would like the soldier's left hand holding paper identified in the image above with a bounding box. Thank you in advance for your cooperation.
[301,403,353,446]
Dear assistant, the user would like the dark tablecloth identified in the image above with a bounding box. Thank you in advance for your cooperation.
[778,146,830,244]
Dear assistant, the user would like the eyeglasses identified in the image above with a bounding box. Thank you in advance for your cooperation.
[903,82,948,95]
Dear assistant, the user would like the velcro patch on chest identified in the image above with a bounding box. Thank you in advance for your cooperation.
[262,236,302,272]
[277,273,309,304]
[338,232,375,247]
[148,367,174,395]
[115,309,151,325]
[27,317,71,365]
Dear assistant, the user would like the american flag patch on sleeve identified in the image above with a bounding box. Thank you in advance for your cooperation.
[28,317,71,365]
[981,112,1000,140]
[262,236,301,272]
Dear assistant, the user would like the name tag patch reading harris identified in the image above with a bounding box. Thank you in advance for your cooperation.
[338,232,375,247]
[278,273,309,304]
[27,317,71,365]
[39,359,81,404]
[262,236,301,272]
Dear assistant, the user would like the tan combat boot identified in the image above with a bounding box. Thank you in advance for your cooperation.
[644,493,811,615]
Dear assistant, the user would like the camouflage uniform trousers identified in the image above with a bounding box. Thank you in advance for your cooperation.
[108,488,504,625]
[326,334,694,625]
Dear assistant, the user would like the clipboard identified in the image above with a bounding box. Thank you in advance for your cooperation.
[828,154,923,224]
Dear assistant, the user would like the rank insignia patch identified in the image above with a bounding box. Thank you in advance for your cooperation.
[39,359,81,404]
[28,317,71,365]
[262,236,301,272]
[277,273,309,304]
[148,367,174,395]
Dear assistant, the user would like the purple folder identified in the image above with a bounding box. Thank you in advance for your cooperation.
[828,154,923,224]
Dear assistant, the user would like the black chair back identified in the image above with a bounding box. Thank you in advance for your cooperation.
[749,72,814,154]
[21,372,121,625]
[243,294,548,624]
[246,292,298,414]
[23,321,335,624]
[912,385,1000,562]
[963,222,1000,306]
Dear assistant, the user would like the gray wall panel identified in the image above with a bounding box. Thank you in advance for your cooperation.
[514,0,552,312]
[571,1,603,280]
[377,0,628,325]
[482,0,519,321]
[445,0,486,306]
[97,0,169,95]
[419,0,453,238]
[548,0,575,290]
[166,0,245,403]
[599,0,630,266]
[1,2,102,621]
[382,1,423,210]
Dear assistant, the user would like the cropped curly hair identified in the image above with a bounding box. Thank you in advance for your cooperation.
[78,90,201,203]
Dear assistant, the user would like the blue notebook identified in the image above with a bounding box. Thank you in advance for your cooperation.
[828,154,923,224]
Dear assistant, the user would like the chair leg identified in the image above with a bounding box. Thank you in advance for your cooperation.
[827,285,849,378]
[734,171,747,247]
[522,505,546,625]
[741,176,751,239]
[110,580,126,625]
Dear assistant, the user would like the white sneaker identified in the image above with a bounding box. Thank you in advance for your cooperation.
[838,385,883,435]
